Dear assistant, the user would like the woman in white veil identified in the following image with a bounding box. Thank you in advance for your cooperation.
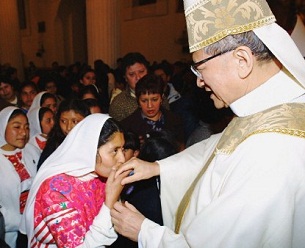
[21,113,129,247]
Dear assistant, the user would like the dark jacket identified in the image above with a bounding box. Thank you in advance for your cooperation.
[120,107,184,145]
[0,98,13,111]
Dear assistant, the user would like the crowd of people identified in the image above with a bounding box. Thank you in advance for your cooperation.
[0,0,305,247]
[0,49,233,247]
[0,51,233,145]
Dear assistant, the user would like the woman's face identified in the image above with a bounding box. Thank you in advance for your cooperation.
[59,110,85,136]
[40,110,55,136]
[42,97,57,114]
[20,85,37,109]
[0,82,15,102]
[95,132,125,178]
[125,63,148,90]
[139,93,162,121]
[45,81,57,95]
[3,114,29,151]
[81,72,96,86]
[123,148,139,161]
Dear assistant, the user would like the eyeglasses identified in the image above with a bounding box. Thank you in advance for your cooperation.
[190,50,234,80]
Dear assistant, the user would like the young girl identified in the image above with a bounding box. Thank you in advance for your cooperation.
[79,68,97,87]
[79,83,109,113]
[0,106,40,248]
[28,91,58,114]
[37,76,65,106]
[18,81,39,114]
[122,131,140,161]
[82,98,103,114]
[21,114,129,247]
[112,130,179,248]
[37,98,90,169]
[27,107,55,152]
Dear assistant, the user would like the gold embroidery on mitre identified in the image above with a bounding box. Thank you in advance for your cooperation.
[185,0,276,52]
[216,103,305,154]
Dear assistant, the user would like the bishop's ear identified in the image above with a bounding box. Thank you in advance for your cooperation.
[233,46,254,79]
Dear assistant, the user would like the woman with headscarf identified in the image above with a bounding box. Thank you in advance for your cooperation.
[27,107,55,153]
[0,106,40,248]
[28,91,57,115]
[21,114,129,247]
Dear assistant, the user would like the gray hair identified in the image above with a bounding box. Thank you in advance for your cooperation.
[204,31,274,62]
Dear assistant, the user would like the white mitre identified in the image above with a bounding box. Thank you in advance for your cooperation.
[183,0,305,88]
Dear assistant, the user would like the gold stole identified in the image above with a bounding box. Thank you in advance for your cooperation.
[175,103,305,233]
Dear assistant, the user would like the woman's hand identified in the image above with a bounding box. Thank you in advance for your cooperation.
[111,201,145,242]
[115,157,160,185]
[105,168,130,209]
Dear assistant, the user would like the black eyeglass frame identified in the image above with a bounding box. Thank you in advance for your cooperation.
[190,49,235,79]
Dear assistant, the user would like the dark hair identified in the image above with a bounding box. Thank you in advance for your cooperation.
[5,67,17,77]
[18,81,39,108]
[40,92,57,106]
[46,99,90,147]
[124,131,140,151]
[37,99,91,170]
[152,62,173,77]
[79,84,109,113]
[97,118,124,148]
[38,107,53,131]
[82,98,102,112]
[37,74,57,92]
[58,65,67,74]
[8,109,27,122]
[78,84,100,99]
[78,68,96,81]
[92,60,111,108]
[0,76,14,87]
[135,74,165,101]
[20,80,39,93]
[61,98,89,116]
[205,31,274,62]
[121,52,150,74]
[138,130,179,162]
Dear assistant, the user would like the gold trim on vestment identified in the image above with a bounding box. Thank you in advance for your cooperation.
[175,103,305,233]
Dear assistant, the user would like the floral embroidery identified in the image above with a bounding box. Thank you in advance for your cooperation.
[211,0,222,5]
[33,173,106,247]
[50,176,72,194]
[214,6,235,28]
[217,103,305,154]
[184,0,275,51]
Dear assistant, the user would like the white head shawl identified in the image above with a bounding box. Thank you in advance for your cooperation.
[21,113,110,244]
[0,106,20,147]
[27,91,48,113]
[27,107,42,138]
